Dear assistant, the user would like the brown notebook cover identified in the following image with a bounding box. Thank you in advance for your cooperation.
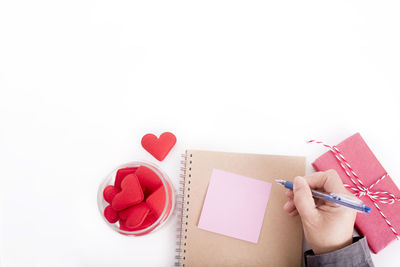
[175,150,305,267]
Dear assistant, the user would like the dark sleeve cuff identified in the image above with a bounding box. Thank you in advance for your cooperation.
[304,236,374,267]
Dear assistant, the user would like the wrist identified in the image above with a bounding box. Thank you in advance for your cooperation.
[312,235,353,255]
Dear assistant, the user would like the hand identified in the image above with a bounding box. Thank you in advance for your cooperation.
[283,170,356,254]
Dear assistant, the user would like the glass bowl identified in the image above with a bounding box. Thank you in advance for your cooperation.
[97,161,175,236]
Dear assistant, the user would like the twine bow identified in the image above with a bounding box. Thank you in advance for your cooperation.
[308,140,400,239]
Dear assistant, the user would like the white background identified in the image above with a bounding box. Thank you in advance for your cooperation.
[1,1,399,266]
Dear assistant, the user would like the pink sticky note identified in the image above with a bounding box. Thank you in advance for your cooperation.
[198,169,272,244]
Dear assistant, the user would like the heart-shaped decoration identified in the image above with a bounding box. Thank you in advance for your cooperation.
[119,202,151,228]
[114,167,138,189]
[146,186,166,217]
[135,165,163,194]
[141,132,176,161]
[112,174,144,211]
[103,185,120,204]
[119,213,158,232]
[104,205,119,223]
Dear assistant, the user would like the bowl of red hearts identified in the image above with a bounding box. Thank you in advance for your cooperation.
[97,161,175,236]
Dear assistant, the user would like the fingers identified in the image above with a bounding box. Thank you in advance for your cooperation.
[283,200,298,216]
[303,170,348,194]
[284,170,348,219]
[293,176,318,219]
[286,190,294,199]
[283,200,296,212]
[289,209,299,216]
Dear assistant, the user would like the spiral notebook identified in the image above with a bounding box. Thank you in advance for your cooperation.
[175,150,305,267]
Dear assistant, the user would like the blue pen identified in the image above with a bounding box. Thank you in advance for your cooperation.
[275,179,371,214]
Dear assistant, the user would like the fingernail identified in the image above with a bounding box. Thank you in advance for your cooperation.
[294,176,306,190]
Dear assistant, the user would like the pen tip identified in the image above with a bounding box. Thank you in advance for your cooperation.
[365,206,371,214]
[275,179,284,184]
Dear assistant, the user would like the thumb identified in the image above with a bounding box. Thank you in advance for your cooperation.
[293,176,317,220]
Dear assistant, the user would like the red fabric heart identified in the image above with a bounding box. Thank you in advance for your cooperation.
[103,185,120,204]
[119,202,151,228]
[119,213,158,232]
[135,165,163,194]
[146,186,166,217]
[119,219,133,231]
[114,167,138,189]
[136,213,158,229]
[141,132,176,161]
[112,174,144,211]
[104,205,119,223]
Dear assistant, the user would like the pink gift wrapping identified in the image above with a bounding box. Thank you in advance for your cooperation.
[311,133,400,253]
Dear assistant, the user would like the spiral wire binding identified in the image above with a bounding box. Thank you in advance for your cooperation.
[174,152,192,267]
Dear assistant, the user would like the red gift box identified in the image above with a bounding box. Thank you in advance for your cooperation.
[310,133,400,253]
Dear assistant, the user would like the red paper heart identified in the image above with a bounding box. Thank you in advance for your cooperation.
[141,132,176,161]
[112,174,144,211]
